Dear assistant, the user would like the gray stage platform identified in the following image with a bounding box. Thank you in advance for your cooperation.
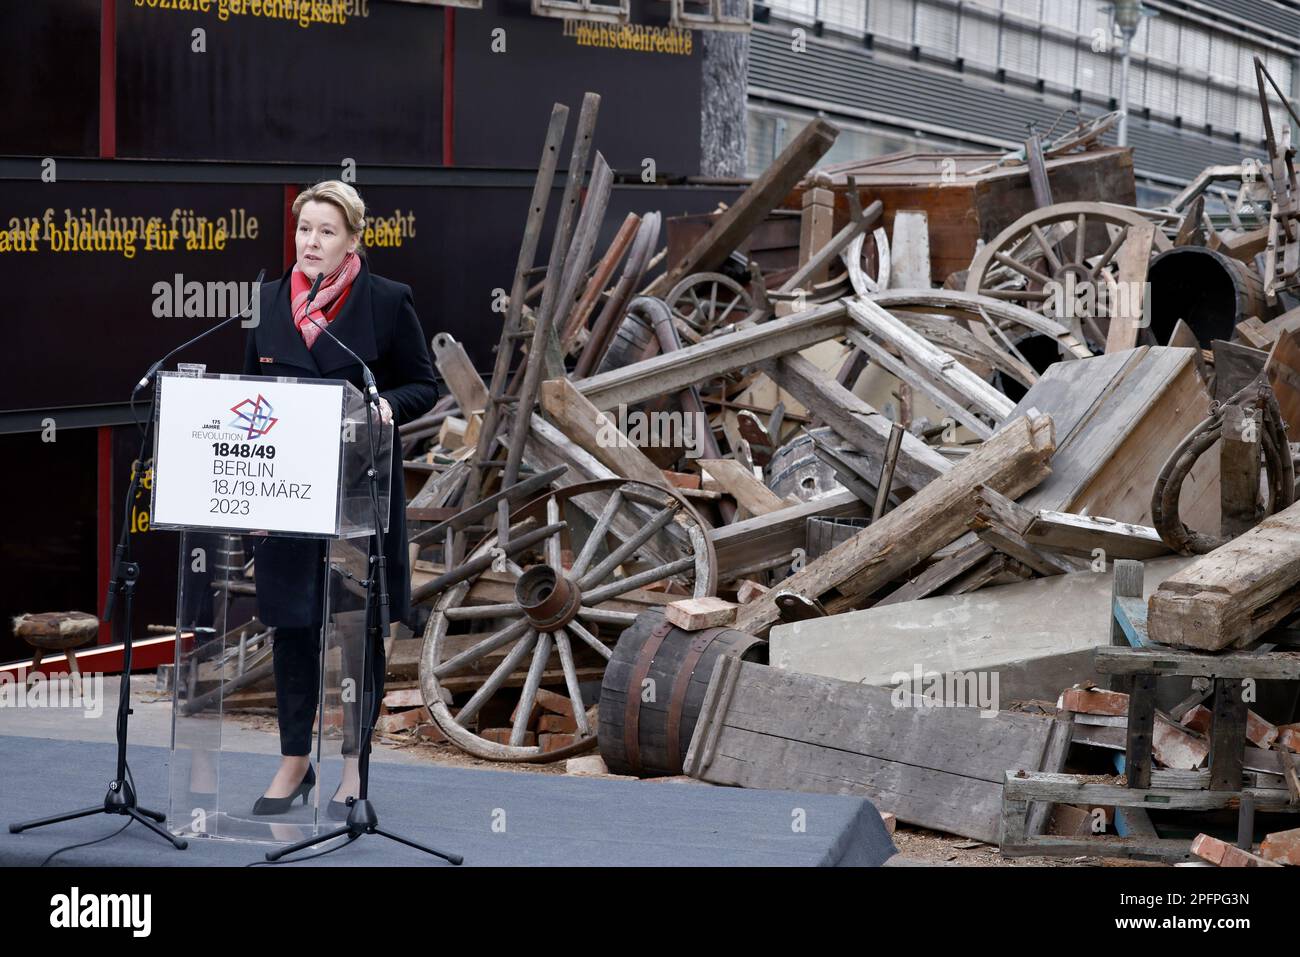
[0,736,896,866]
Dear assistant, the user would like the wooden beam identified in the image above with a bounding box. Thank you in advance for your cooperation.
[848,298,1015,424]
[684,657,1057,845]
[697,458,788,517]
[538,376,668,489]
[430,333,488,416]
[1023,510,1171,561]
[732,413,1056,636]
[1220,404,1262,538]
[1148,498,1300,651]
[1104,222,1157,354]
[756,351,951,493]
[969,486,1082,576]
[710,489,867,578]
[575,301,849,411]
[646,117,839,297]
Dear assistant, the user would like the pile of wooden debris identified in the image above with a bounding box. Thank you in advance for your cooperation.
[331,72,1300,865]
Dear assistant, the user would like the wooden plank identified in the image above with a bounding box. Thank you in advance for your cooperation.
[1167,317,1210,382]
[697,458,788,517]
[538,376,669,489]
[798,185,836,283]
[1265,327,1300,431]
[1001,833,1196,863]
[710,488,867,578]
[574,302,850,411]
[1103,222,1157,354]
[1110,560,1145,653]
[969,486,1082,576]
[1112,596,1152,649]
[683,660,1056,844]
[887,209,932,288]
[1215,339,1269,401]
[1024,510,1171,561]
[648,118,839,296]
[1125,674,1158,788]
[1209,677,1249,791]
[733,413,1056,636]
[1148,498,1300,650]
[848,298,1016,423]
[1220,404,1262,537]
[1026,714,1074,838]
[1003,770,1293,808]
[755,351,952,493]
[1093,646,1300,680]
[873,541,995,606]
[1237,316,1276,349]
[943,552,1032,593]
[562,213,640,350]
[430,333,489,416]
[1011,347,1217,528]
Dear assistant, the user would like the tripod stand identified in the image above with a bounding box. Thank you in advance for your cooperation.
[266,317,460,865]
[10,409,187,851]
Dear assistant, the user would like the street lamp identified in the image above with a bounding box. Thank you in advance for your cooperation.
[1105,0,1150,147]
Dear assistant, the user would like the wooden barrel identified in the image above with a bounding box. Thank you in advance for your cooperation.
[599,609,766,777]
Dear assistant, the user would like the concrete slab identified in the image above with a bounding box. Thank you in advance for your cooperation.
[770,557,1194,704]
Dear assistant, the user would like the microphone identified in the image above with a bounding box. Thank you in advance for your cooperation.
[302,267,391,638]
[135,268,267,394]
[303,269,381,407]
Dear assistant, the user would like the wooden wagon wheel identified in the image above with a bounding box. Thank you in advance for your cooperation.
[666,272,754,338]
[966,202,1172,337]
[419,479,717,762]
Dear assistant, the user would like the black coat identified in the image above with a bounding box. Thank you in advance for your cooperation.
[242,259,438,627]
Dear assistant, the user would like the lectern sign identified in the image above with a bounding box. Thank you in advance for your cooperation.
[152,373,345,535]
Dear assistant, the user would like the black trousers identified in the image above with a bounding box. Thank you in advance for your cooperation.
[272,622,387,757]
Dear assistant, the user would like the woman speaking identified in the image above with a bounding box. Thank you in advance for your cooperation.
[243,180,437,817]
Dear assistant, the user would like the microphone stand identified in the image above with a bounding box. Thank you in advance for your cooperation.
[266,272,461,865]
[10,268,266,850]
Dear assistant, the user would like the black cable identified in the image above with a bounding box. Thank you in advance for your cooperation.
[246,832,359,866]
[40,819,133,868]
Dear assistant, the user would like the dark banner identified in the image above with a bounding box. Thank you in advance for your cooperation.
[0,0,101,158]
[453,0,702,173]
[1,180,283,412]
[1,0,702,172]
[0,429,100,664]
[361,181,740,372]
[115,0,444,164]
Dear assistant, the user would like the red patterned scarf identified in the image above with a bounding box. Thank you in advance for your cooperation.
[291,251,361,348]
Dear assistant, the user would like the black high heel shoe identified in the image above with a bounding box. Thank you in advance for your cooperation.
[251,763,316,816]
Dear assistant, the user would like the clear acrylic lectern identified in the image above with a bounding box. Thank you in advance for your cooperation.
[150,372,392,845]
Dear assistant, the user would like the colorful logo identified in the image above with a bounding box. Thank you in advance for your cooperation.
[229,394,279,439]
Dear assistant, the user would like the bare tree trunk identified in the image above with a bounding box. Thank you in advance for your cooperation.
[700,26,750,178]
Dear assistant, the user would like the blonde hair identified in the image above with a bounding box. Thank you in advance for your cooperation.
[292,180,366,248]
